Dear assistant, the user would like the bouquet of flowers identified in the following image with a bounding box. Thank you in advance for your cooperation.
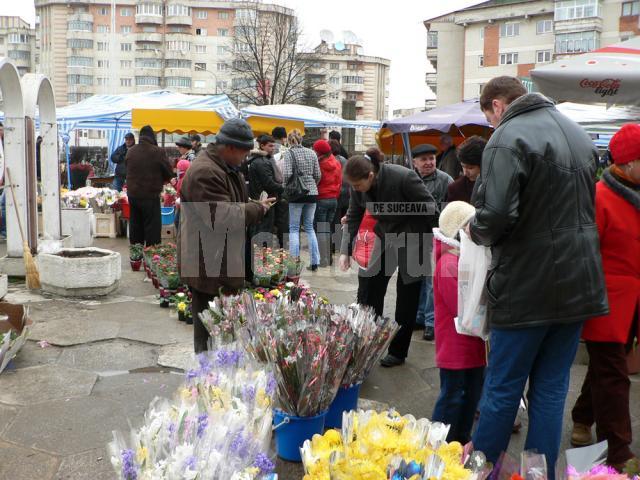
[61,186,120,213]
[252,247,287,287]
[301,409,486,480]
[163,185,177,207]
[567,465,637,480]
[108,346,278,480]
[199,295,246,344]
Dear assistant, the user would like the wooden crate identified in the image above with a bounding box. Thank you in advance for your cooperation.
[94,213,117,238]
[161,224,176,241]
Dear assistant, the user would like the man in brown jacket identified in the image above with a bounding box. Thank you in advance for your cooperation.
[178,118,274,352]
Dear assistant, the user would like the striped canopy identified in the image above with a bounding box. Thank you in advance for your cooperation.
[531,37,640,106]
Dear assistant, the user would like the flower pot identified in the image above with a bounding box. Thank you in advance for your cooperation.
[130,259,142,271]
[185,315,193,325]
[286,275,300,285]
[325,383,361,428]
[273,409,328,462]
[159,297,170,308]
[628,348,640,375]
[159,286,166,297]
[178,311,186,322]
[152,276,159,289]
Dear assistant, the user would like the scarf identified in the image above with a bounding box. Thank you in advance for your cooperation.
[602,167,640,211]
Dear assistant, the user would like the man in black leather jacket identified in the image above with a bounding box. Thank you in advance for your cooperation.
[469,76,608,479]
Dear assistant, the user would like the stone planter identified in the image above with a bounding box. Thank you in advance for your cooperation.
[0,274,7,300]
[61,208,94,248]
[39,247,121,297]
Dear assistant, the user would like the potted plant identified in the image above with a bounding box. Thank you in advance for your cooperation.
[176,298,192,324]
[286,256,304,284]
[129,244,143,271]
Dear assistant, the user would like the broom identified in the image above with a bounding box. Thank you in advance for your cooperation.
[5,168,41,289]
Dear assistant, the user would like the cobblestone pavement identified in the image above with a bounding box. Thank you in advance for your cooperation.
[0,237,637,479]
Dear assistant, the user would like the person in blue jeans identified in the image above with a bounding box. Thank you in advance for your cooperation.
[469,77,608,479]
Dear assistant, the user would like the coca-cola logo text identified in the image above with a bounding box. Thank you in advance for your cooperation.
[579,78,621,97]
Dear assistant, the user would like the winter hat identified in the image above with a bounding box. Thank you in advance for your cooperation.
[177,159,191,173]
[609,123,640,165]
[139,125,157,145]
[313,139,332,156]
[411,144,438,158]
[175,136,192,148]
[439,201,476,239]
[215,118,254,150]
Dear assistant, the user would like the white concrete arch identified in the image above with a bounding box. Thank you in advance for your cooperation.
[0,58,27,260]
[22,74,61,242]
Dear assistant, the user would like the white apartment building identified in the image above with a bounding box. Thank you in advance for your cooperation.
[310,41,390,150]
[35,0,295,106]
[425,0,640,106]
[0,16,37,77]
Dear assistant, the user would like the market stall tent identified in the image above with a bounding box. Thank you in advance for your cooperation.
[131,108,226,135]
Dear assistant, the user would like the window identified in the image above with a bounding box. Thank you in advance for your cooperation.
[500,22,520,37]
[537,50,552,63]
[167,40,191,51]
[68,21,93,32]
[328,108,339,115]
[342,76,364,84]
[236,42,250,53]
[166,77,191,88]
[120,78,132,87]
[622,1,640,16]
[97,41,108,51]
[121,60,132,68]
[194,80,206,88]
[136,3,163,16]
[195,44,207,53]
[537,19,553,34]
[236,9,256,22]
[67,74,93,85]
[8,50,30,61]
[499,52,519,64]
[217,46,227,55]
[346,92,358,101]
[330,77,340,85]
[136,76,161,86]
[217,28,228,37]
[142,26,156,32]
[218,11,230,19]
[121,43,132,52]
[68,56,92,67]
[136,58,161,68]
[195,62,206,71]
[97,60,109,68]
[329,62,339,70]
[167,4,190,16]
[196,10,208,19]
[68,93,91,103]
[168,26,185,33]
[427,31,438,48]
[121,25,132,34]
[555,0,600,21]
[328,92,340,100]
[217,62,227,71]
[67,38,93,49]
[98,7,109,15]
[8,33,29,43]
[217,80,228,90]
[556,30,599,53]
[97,77,109,86]
[165,59,191,69]
[347,63,358,70]
[121,7,132,16]
[478,55,484,67]
[96,24,109,33]
[196,28,207,36]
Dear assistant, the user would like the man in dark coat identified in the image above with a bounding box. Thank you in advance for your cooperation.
[437,134,461,179]
[178,119,274,353]
[110,132,135,191]
[125,126,172,246]
[329,130,349,159]
[469,76,609,478]
[447,135,485,204]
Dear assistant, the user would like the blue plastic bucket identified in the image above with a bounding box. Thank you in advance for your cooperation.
[273,409,327,462]
[161,206,175,225]
[325,383,361,428]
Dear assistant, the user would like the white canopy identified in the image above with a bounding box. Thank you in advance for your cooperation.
[241,104,381,129]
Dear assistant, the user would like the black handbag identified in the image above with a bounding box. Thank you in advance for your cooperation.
[284,149,309,202]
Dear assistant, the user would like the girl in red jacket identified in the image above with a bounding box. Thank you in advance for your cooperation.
[313,139,342,267]
[432,200,487,443]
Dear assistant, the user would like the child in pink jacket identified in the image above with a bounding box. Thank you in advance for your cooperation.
[432,201,487,443]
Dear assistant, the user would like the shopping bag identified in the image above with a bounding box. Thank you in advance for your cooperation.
[455,229,491,340]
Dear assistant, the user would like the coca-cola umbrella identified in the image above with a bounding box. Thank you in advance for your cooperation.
[530,37,640,106]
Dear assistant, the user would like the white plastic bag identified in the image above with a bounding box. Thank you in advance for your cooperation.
[455,229,491,340]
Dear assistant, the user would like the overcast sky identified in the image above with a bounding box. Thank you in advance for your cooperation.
[1,0,482,111]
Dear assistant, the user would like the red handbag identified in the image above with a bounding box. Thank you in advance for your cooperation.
[352,211,377,269]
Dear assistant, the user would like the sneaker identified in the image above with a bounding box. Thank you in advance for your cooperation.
[423,326,435,341]
[380,354,405,368]
[571,423,594,447]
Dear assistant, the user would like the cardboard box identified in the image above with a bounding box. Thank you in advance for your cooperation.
[0,302,32,374]
[94,213,117,238]
[161,224,176,241]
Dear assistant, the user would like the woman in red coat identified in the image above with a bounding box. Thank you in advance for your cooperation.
[313,139,342,267]
[571,123,640,471]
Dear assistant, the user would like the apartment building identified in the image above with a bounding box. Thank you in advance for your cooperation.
[35,0,295,106]
[0,16,37,77]
[425,0,640,106]
[310,41,390,150]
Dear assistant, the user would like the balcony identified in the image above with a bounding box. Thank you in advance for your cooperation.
[135,67,162,77]
[67,65,94,75]
[164,67,191,77]
[68,13,93,23]
[355,100,365,108]
[135,48,162,58]
[135,32,162,43]
[342,83,365,93]
[66,30,93,41]
[135,14,163,25]
[165,32,193,42]
[166,14,192,26]
[554,17,603,34]
[165,49,190,60]
[425,72,437,87]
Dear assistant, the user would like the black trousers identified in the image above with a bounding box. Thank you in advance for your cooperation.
[273,199,289,249]
[249,207,276,248]
[358,252,423,360]
[129,197,161,246]
[191,288,215,354]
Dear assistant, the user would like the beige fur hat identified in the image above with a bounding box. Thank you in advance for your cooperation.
[439,201,476,238]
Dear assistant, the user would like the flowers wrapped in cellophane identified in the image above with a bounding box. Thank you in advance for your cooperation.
[108,346,278,480]
[61,186,120,213]
[301,409,488,480]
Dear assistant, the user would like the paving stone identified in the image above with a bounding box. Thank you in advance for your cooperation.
[29,317,120,347]
[118,315,192,346]
[0,404,19,436]
[358,397,389,411]
[92,371,184,406]
[57,339,158,373]
[0,365,97,406]
[54,447,115,480]
[157,342,194,371]
[360,361,430,405]
[3,395,143,456]
[0,440,59,479]
[10,340,63,369]
[2,290,52,305]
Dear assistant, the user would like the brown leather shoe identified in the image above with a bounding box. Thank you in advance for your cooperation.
[571,423,594,447]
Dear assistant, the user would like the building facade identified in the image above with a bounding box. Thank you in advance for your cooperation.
[310,41,390,151]
[425,0,640,106]
[34,0,295,106]
[0,16,37,77]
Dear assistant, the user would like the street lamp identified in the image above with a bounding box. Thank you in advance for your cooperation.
[194,64,219,95]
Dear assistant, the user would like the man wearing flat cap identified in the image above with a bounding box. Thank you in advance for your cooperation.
[178,118,275,353]
[412,143,453,341]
